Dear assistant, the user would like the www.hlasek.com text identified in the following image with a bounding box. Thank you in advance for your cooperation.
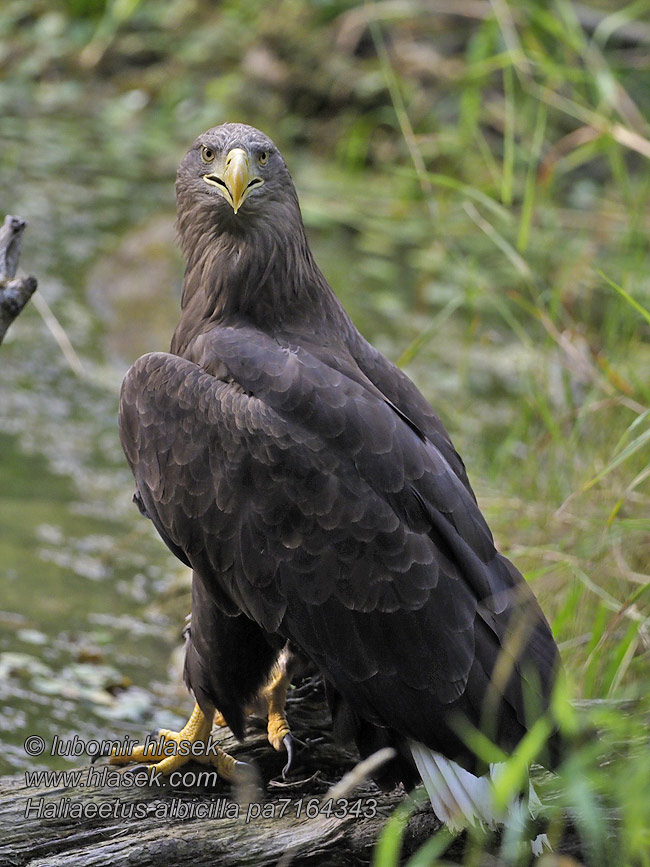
[25,764,221,790]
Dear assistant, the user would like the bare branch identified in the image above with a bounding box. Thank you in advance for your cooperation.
[0,214,38,345]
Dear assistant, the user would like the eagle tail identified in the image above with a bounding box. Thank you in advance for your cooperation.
[409,741,550,855]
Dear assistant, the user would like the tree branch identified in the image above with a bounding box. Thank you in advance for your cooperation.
[0,215,37,345]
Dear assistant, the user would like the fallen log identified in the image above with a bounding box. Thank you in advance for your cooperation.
[0,677,445,867]
[0,674,597,866]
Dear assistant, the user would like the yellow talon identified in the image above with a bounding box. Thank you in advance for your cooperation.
[212,648,295,753]
[263,664,292,751]
[109,703,240,781]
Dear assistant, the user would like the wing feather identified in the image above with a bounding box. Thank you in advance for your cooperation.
[119,330,559,761]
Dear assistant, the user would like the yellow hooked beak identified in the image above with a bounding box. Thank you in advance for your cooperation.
[203,148,264,214]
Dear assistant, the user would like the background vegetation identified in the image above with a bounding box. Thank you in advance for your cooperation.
[1,0,649,864]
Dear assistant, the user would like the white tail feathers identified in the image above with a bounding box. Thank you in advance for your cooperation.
[409,741,550,855]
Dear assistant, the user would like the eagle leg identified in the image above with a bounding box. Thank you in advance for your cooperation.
[109,702,247,782]
[213,672,291,751]
[212,647,297,772]
[262,660,292,752]
[256,649,307,778]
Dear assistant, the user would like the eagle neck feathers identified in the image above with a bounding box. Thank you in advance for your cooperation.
[171,207,341,356]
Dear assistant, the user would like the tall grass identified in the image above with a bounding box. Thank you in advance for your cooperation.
[356,1,650,863]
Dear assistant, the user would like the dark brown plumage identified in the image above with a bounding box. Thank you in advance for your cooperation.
[119,124,561,822]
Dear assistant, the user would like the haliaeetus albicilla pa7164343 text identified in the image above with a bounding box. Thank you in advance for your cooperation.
[113,123,562,845]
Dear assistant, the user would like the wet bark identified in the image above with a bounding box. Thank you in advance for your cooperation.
[0,678,439,867]
[0,678,596,866]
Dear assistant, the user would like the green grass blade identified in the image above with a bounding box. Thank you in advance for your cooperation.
[396,297,464,368]
[404,827,457,867]
[502,63,515,206]
[463,202,532,279]
[518,102,547,252]
[598,270,650,327]
[372,790,427,867]
[580,423,650,493]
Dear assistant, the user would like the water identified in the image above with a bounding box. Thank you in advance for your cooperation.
[0,112,189,772]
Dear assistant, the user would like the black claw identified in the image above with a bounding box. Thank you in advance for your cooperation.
[281,732,312,778]
[281,733,295,779]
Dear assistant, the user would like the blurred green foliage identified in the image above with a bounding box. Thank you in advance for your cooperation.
[1,0,649,863]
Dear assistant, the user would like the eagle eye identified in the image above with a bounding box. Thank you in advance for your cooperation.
[201,146,216,164]
[258,151,268,166]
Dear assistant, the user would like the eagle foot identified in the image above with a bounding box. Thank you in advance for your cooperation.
[109,702,243,782]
